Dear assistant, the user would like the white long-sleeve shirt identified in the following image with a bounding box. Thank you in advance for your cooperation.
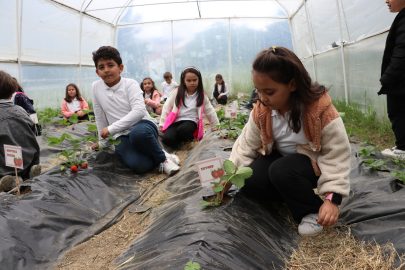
[211,83,229,99]
[92,77,155,147]
[161,81,178,100]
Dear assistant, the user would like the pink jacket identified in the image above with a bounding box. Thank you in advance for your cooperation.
[61,98,89,119]
[145,90,163,115]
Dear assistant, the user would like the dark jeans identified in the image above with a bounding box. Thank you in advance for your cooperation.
[387,95,405,150]
[214,92,227,105]
[162,120,197,148]
[243,150,323,223]
[115,120,166,173]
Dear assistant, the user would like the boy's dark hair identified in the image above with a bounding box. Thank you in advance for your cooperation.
[163,72,173,79]
[12,77,24,93]
[92,46,122,68]
[253,46,328,133]
[0,71,19,99]
[140,77,158,98]
[175,67,204,108]
[65,83,83,103]
[214,74,225,94]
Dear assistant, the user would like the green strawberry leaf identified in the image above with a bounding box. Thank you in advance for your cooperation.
[223,160,236,175]
[235,167,253,179]
[220,175,231,182]
[46,137,60,143]
[212,185,224,192]
[230,174,245,188]
[200,201,213,207]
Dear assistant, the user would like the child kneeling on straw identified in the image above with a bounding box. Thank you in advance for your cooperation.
[91,46,180,176]
[223,47,351,237]
[0,71,41,192]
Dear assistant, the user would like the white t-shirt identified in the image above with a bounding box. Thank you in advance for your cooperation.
[272,110,307,156]
[175,91,199,124]
[145,93,153,113]
[67,98,82,112]
[161,81,178,100]
[211,83,229,99]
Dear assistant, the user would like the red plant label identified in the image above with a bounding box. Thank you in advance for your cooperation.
[196,157,224,187]
[4,144,23,169]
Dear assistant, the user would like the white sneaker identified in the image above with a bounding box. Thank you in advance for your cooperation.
[162,150,180,165]
[160,159,180,176]
[298,213,323,237]
[381,146,405,159]
[0,175,15,192]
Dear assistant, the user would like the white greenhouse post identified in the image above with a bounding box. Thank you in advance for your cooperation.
[79,1,86,89]
[17,0,23,83]
[303,0,317,81]
[171,21,175,81]
[335,0,349,104]
[228,18,232,95]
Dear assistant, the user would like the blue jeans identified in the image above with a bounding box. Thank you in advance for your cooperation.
[115,120,166,173]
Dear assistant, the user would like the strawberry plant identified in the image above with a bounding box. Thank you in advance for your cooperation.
[364,159,387,170]
[185,262,200,270]
[85,124,121,149]
[389,171,405,185]
[58,114,79,126]
[200,160,253,207]
[358,146,375,157]
[215,108,248,140]
[150,112,158,118]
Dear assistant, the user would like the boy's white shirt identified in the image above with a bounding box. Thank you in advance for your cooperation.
[92,77,155,147]
[211,83,229,99]
[161,81,178,100]
[159,88,219,128]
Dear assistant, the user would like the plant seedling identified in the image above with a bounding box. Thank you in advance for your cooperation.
[184,262,201,270]
[200,160,253,207]
[58,114,79,126]
[150,112,158,118]
[364,159,387,170]
[389,171,405,185]
[358,146,375,157]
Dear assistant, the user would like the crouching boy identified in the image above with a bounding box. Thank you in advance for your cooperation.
[91,46,180,176]
[0,71,41,192]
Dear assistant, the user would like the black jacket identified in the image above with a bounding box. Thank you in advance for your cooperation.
[379,8,405,95]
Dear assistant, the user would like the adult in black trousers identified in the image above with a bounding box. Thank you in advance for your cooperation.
[379,1,405,157]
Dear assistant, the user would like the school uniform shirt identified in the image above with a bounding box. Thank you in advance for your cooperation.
[271,110,307,156]
[145,93,154,113]
[175,90,199,124]
[161,81,178,100]
[67,98,82,112]
[92,77,155,148]
[211,83,229,99]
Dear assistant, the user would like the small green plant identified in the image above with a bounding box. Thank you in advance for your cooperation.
[185,262,201,270]
[150,112,158,118]
[82,110,95,121]
[200,160,253,207]
[390,156,405,168]
[215,108,247,140]
[37,107,62,125]
[358,146,376,157]
[58,114,79,126]
[345,126,361,138]
[364,159,387,170]
[389,171,405,185]
[86,124,121,149]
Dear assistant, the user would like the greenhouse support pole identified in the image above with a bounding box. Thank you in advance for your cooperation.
[335,0,349,104]
[228,18,232,95]
[171,21,175,81]
[79,6,84,89]
[17,0,23,83]
[303,0,317,81]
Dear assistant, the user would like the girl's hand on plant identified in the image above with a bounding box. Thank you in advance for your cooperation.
[211,180,232,194]
[77,111,84,117]
[159,126,163,131]
[100,127,110,138]
[91,143,99,150]
[317,200,339,227]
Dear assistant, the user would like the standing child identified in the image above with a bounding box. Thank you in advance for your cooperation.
[141,77,163,115]
[379,0,405,159]
[0,71,41,192]
[61,83,90,121]
[91,46,180,176]
[224,47,351,237]
[161,71,178,101]
[211,74,229,105]
[159,67,219,148]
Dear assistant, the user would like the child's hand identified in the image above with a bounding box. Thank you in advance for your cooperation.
[144,99,149,104]
[91,143,99,150]
[218,95,222,99]
[159,126,163,131]
[77,111,84,117]
[211,127,218,132]
[317,200,339,227]
[100,127,110,138]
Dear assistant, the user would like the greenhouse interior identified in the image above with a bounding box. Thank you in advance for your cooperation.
[1,0,405,269]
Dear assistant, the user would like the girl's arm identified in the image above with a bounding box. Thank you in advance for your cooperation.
[229,115,263,168]
[222,83,229,96]
[92,83,109,148]
[146,92,161,109]
[61,100,74,118]
[159,89,176,127]
[203,94,219,128]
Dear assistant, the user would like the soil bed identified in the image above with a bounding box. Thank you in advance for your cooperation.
[203,194,233,206]
[12,186,32,196]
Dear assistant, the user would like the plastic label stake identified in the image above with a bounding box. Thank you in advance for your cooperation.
[196,157,224,187]
[225,107,237,118]
[237,93,245,99]
[4,144,22,195]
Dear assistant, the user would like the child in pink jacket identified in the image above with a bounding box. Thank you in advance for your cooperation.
[140,77,163,115]
[61,83,90,120]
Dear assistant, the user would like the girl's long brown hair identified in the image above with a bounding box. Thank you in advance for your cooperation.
[175,67,204,108]
[253,46,328,133]
[65,83,83,103]
[140,77,158,98]
[214,74,225,94]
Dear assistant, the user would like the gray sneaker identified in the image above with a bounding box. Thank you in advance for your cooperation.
[0,175,15,192]
[29,165,41,179]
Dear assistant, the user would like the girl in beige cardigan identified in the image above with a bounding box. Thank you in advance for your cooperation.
[226,47,351,237]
